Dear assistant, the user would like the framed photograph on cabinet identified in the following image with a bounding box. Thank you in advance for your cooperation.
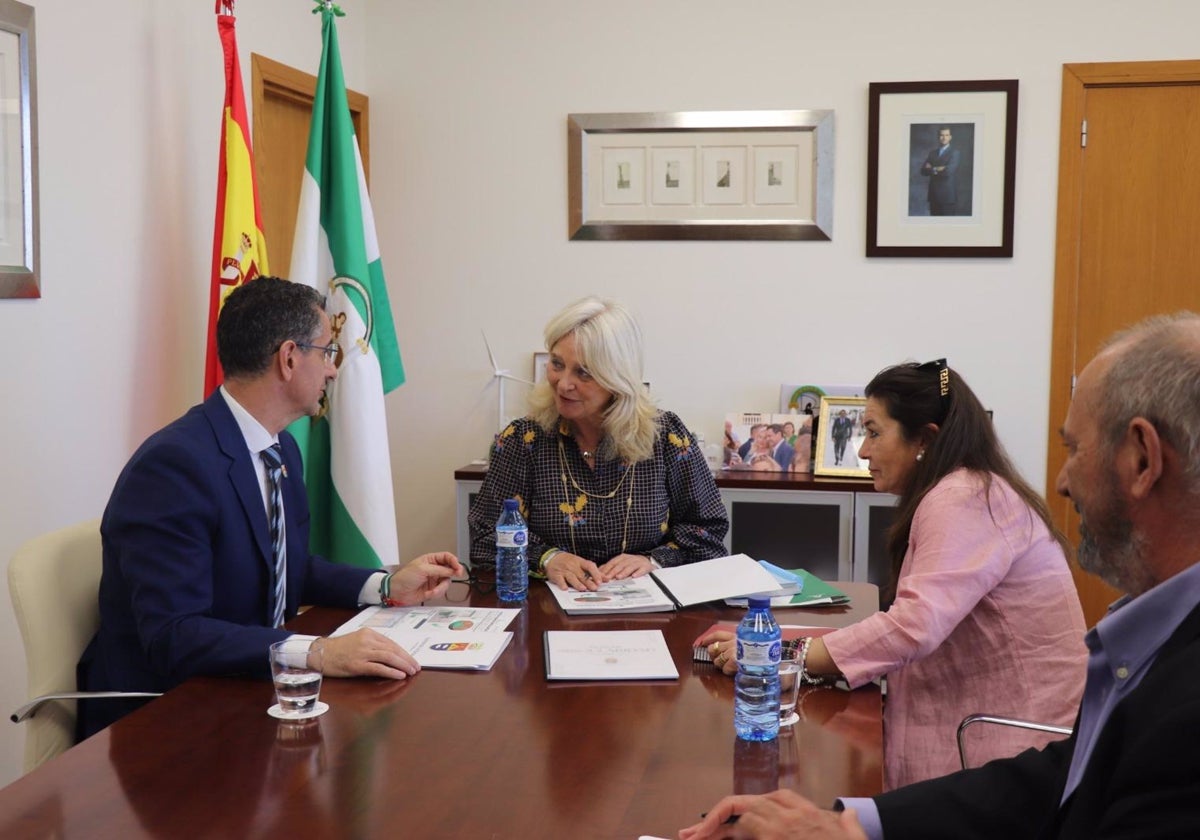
[814,396,870,479]
[0,0,38,299]
[568,109,834,241]
[866,80,1017,258]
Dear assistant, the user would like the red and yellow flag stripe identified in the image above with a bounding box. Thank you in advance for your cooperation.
[205,7,269,396]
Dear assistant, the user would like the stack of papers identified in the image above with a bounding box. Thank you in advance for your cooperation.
[332,605,518,671]
[544,630,679,680]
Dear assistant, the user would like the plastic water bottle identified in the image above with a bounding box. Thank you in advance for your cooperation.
[734,598,781,741]
[495,499,528,602]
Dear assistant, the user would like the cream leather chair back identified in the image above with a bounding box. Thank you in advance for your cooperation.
[8,519,106,771]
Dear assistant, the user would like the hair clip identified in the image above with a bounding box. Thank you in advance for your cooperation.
[918,357,950,399]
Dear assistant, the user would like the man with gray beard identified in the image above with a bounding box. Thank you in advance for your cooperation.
[682,311,1200,840]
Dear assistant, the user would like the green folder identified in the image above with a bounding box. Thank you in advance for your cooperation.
[782,569,850,606]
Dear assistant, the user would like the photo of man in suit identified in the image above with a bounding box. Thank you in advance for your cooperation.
[682,311,1200,840]
[908,123,974,218]
[920,127,961,215]
[77,277,462,738]
[766,424,795,471]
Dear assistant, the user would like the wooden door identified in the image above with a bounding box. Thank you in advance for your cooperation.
[250,54,370,278]
[1048,60,1200,626]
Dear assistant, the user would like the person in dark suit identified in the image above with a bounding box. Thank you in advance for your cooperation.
[737,424,767,462]
[77,277,462,738]
[829,410,854,466]
[919,127,961,216]
[681,311,1200,840]
[766,424,795,471]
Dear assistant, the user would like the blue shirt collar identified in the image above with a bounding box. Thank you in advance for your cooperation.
[1089,559,1200,680]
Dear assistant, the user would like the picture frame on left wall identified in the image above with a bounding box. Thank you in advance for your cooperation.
[0,0,38,299]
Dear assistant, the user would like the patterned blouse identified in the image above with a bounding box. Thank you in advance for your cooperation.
[468,411,728,571]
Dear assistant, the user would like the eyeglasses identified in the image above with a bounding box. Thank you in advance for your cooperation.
[296,341,341,366]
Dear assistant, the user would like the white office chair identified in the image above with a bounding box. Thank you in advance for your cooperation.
[8,519,160,772]
[956,713,1073,770]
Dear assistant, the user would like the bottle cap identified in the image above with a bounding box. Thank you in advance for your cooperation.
[502,498,519,511]
[747,598,770,609]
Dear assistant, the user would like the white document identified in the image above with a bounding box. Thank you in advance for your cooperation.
[544,630,679,681]
[382,629,513,671]
[334,604,519,635]
[651,553,782,607]
[544,577,675,615]
[331,605,519,671]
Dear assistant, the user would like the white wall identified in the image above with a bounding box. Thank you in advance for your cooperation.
[0,0,1195,786]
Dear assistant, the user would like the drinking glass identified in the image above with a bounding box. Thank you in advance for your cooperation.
[778,647,801,727]
[269,639,324,718]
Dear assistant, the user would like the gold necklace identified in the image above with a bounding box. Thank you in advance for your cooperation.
[558,437,631,500]
[557,437,636,556]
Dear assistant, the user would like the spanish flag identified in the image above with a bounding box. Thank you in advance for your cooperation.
[205,4,269,396]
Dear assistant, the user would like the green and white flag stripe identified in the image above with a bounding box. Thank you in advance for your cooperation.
[287,8,404,569]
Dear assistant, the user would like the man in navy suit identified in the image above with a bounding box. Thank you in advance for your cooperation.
[681,312,1200,840]
[77,277,462,738]
[919,126,961,216]
[766,424,795,471]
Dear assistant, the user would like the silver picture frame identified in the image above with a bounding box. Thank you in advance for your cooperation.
[0,0,37,299]
[568,109,834,241]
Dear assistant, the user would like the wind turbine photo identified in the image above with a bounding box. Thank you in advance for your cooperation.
[482,331,533,431]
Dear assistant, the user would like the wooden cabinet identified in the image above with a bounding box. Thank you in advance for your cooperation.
[453,465,896,585]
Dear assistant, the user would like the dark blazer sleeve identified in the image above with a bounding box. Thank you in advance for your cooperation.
[873,739,1071,839]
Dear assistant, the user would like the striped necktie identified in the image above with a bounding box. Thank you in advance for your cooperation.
[261,444,287,628]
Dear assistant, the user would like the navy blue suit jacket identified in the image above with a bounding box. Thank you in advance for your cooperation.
[77,392,374,737]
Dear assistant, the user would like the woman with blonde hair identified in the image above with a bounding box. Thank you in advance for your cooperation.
[469,296,727,591]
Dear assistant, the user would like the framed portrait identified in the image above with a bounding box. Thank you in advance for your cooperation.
[568,109,834,241]
[0,0,38,299]
[866,80,1017,258]
[532,351,550,384]
[814,396,870,479]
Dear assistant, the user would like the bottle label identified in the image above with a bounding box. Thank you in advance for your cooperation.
[736,639,781,667]
[496,529,528,548]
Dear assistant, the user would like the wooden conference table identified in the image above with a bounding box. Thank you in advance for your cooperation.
[0,582,881,839]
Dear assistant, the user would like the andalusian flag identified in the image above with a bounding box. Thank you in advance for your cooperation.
[205,5,268,396]
[287,5,405,569]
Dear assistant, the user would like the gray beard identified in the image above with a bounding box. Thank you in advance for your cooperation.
[1077,515,1154,597]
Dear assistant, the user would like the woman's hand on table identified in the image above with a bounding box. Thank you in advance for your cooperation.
[600,553,653,580]
[694,629,738,675]
[545,551,604,591]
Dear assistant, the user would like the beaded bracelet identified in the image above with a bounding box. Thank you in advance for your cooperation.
[797,636,829,686]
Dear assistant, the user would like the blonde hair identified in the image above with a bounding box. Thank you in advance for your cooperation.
[528,296,659,463]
